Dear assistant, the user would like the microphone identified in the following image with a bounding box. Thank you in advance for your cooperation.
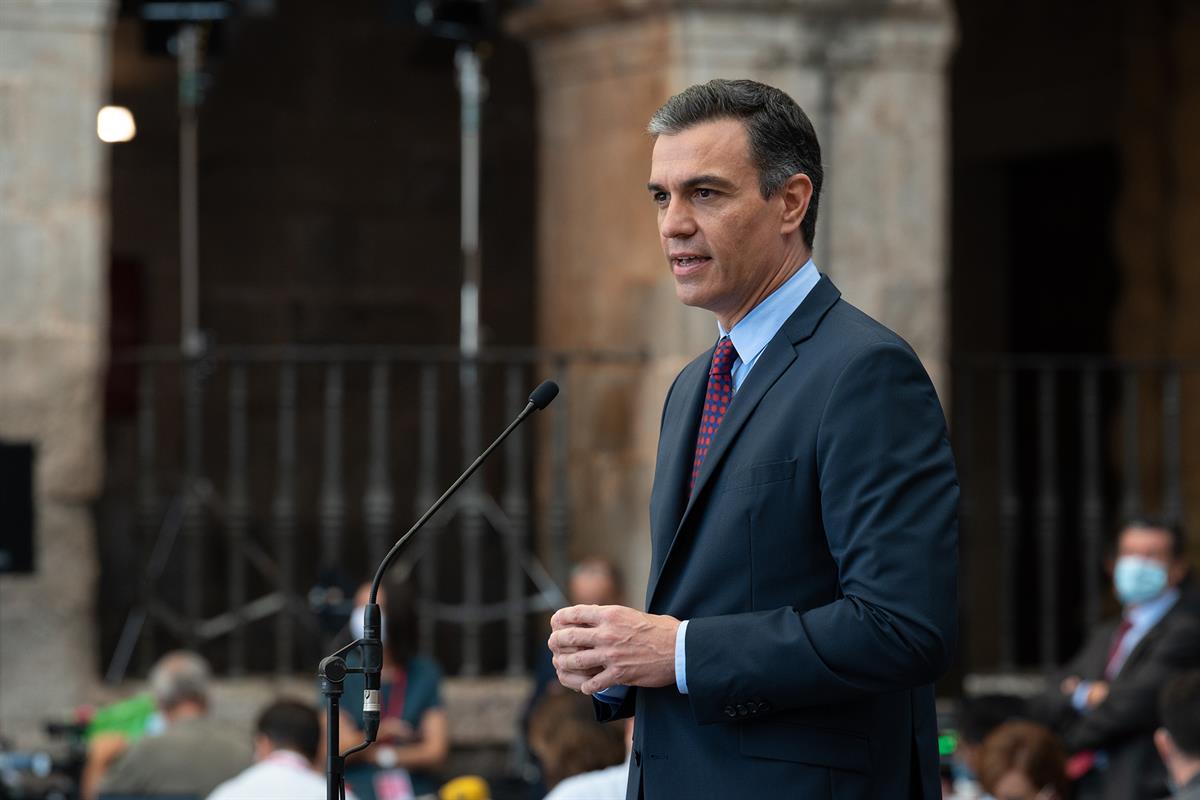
[357,379,560,742]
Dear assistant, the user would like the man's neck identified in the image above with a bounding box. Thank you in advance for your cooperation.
[719,247,811,331]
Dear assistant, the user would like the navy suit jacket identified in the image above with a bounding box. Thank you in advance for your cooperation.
[599,276,959,799]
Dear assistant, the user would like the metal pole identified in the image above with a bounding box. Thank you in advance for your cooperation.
[178,24,204,358]
[455,44,487,675]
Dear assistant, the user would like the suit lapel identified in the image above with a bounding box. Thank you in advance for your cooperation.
[648,351,711,581]
[645,276,842,611]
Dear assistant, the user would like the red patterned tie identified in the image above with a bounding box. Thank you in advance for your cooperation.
[690,337,737,494]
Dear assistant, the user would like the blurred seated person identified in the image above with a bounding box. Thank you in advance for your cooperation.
[527,691,627,797]
[1030,517,1200,800]
[208,698,357,800]
[1155,671,1200,800]
[946,694,1030,799]
[339,580,448,800]
[977,720,1067,800]
[520,556,624,794]
[94,650,248,799]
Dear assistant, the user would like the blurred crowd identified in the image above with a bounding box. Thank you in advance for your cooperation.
[941,517,1200,800]
[2,521,1198,800]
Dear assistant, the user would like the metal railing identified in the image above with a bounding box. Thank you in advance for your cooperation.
[103,345,646,680]
[953,354,1196,673]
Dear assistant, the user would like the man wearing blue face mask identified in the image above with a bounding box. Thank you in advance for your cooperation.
[1032,518,1200,800]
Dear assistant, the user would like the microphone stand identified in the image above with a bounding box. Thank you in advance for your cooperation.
[320,380,559,800]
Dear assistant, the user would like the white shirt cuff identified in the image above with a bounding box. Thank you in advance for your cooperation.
[675,619,690,694]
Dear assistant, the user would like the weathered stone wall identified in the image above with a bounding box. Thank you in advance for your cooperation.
[0,0,114,747]
[510,0,955,602]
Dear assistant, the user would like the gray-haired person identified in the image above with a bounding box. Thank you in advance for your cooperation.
[97,651,249,799]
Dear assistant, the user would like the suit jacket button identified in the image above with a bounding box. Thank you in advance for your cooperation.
[745,701,758,714]
[724,705,736,718]
[759,701,771,713]
[736,704,748,717]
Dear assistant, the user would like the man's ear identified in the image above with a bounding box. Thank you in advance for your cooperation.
[1168,558,1189,587]
[1154,727,1175,766]
[778,173,813,236]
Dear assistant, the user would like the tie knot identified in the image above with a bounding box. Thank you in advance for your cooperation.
[710,337,737,376]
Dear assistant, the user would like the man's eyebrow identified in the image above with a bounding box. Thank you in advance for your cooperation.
[646,174,737,193]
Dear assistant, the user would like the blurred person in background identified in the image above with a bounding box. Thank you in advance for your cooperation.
[976,720,1067,800]
[339,579,448,800]
[92,650,248,799]
[946,694,1030,799]
[527,691,627,797]
[1030,518,1200,800]
[1155,671,1200,800]
[520,557,624,796]
[208,698,356,800]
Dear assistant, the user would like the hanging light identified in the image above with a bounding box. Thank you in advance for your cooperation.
[97,106,137,143]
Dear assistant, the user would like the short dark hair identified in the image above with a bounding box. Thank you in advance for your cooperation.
[1160,671,1200,756]
[1114,515,1187,558]
[648,79,824,249]
[256,699,320,761]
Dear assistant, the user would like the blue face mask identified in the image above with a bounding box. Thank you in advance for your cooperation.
[1113,556,1168,606]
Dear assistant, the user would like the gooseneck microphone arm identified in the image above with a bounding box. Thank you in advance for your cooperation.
[368,378,560,605]
[321,379,559,800]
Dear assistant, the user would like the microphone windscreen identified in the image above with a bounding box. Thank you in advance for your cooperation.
[529,380,559,410]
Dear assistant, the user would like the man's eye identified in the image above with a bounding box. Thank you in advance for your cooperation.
[696,188,713,199]
[652,192,668,204]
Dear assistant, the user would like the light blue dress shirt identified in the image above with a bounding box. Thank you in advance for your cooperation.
[597,259,820,704]
[1071,587,1180,711]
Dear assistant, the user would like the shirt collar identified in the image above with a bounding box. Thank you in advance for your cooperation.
[718,259,820,363]
[1125,586,1180,629]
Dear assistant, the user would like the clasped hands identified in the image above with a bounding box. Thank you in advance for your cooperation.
[548,604,680,696]
[1060,676,1110,708]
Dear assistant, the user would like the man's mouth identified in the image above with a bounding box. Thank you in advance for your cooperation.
[671,255,711,273]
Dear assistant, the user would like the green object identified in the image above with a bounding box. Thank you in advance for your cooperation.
[938,729,959,757]
[86,693,156,742]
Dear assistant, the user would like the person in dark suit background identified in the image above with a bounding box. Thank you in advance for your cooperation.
[1031,518,1200,800]
[1156,670,1200,800]
[547,79,959,799]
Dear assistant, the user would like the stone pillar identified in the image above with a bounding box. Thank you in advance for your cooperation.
[509,0,955,598]
[0,0,115,746]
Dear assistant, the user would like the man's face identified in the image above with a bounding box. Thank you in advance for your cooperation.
[1117,526,1186,586]
[648,118,802,329]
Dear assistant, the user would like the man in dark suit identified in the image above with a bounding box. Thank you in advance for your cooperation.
[1032,519,1200,800]
[1156,671,1200,800]
[548,79,959,799]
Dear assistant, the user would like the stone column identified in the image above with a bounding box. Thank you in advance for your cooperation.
[509,0,955,597]
[0,0,115,746]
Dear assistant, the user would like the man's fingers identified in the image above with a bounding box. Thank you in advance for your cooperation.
[548,626,598,652]
[556,667,601,693]
[551,604,607,630]
[554,647,606,673]
[581,666,620,696]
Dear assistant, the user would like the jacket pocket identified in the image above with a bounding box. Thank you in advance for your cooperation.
[724,458,797,492]
[740,720,872,774]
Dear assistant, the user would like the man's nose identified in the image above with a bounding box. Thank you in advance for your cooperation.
[659,198,696,239]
